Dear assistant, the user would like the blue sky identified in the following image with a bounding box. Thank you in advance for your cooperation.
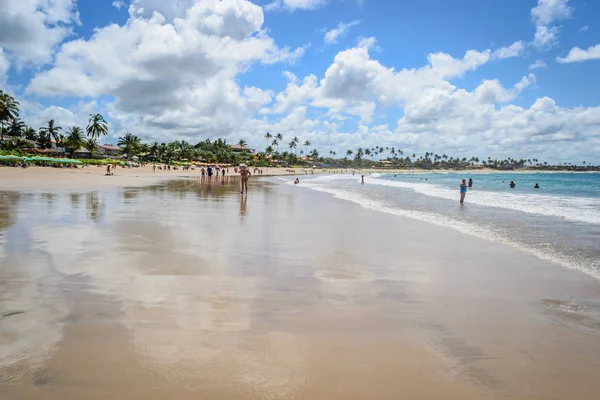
[1,0,600,163]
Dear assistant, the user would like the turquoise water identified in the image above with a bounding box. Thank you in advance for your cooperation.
[296,172,600,279]
[390,172,600,199]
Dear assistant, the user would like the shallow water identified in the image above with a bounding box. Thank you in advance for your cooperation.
[298,172,600,279]
[1,177,600,400]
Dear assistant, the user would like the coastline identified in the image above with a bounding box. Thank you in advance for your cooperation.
[2,165,598,192]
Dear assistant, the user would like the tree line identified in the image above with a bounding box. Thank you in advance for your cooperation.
[2,89,597,170]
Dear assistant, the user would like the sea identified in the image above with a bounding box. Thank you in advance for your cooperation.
[293,172,600,280]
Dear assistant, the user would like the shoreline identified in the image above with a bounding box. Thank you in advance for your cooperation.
[1,165,597,192]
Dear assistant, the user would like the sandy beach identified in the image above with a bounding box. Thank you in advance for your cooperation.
[1,171,600,399]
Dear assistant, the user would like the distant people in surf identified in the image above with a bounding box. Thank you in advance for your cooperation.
[460,178,467,204]
[468,178,473,188]
[361,175,365,184]
[509,181,516,188]
[534,183,540,189]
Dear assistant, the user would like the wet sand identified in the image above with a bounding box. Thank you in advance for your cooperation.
[1,177,600,399]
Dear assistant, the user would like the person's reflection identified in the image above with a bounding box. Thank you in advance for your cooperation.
[239,193,248,217]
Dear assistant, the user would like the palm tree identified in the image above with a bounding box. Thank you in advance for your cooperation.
[149,141,159,158]
[0,137,29,151]
[0,90,20,141]
[8,119,25,137]
[346,149,353,158]
[65,126,85,157]
[303,140,311,155]
[39,120,62,147]
[265,145,274,155]
[264,132,272,146]
[84,137,98,155]
[288,140,297,154]
[24,127,37,141]
[87,113,108,140]
[117,133,141,160]
[276,133,283,143]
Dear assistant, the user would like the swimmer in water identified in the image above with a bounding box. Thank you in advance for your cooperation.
[468,178,473,188]
[509,180,516,188]
[460,178,467,204]
[361,175,365,184]
[534,183,540,189]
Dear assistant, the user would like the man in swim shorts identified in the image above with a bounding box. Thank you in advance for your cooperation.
[239,164,251,194]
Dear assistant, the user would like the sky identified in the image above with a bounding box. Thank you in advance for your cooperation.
[1,0,599,164]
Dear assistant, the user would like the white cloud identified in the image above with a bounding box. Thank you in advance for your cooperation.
[531,0,572,26]
[0,0,79,65]
[530,0,571,49]
[529,59,547,70]
[492,41,525,59]
[324,20,360,44]
[112,0,126,10]
[26,0,307,142]
[265,0,328,12]
[0,48,9,82]
[533,25,560,48]
[557,44,600,63]
[579,25,588,32]
[474,74,536,104]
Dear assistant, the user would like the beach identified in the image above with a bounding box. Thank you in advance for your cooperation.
[1,171,600,399]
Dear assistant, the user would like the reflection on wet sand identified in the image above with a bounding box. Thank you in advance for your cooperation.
[1,178,600,400]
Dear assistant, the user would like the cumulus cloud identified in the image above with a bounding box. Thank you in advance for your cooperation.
[324,20,360,44]
[531,0,572,26]
[557,44,600,63]
[27,0,307,140]
[533,25,559,48]
[579,25,588,32]
[265,0,328,12]
[492,41,525,59]
[529,59,547,70]
[530,0,572,49]
[0,0,80,65]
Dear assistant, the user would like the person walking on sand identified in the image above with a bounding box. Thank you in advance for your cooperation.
[460,178,467,204]
[239,164,251,194]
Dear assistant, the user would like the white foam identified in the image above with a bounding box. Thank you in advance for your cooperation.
[299,180,600,280]
[366,177,600,225]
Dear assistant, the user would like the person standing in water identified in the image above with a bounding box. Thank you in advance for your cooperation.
[534,183,540,189]
[361,175,365,184]
[509,180,516,188]
[239,164,251,194]
[460,179,467,204]
[468,178,473,188]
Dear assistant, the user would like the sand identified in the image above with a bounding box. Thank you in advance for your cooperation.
[1,173,600,399]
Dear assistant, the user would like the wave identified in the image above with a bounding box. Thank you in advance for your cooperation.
[367,177,600,225]
[298,180,600,280]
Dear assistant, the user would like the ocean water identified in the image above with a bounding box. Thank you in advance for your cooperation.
[294,172,600,279]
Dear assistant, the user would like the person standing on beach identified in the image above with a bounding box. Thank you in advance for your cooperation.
[239,164,251,194]
[207,166,213,178]
[460,179,467,204]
